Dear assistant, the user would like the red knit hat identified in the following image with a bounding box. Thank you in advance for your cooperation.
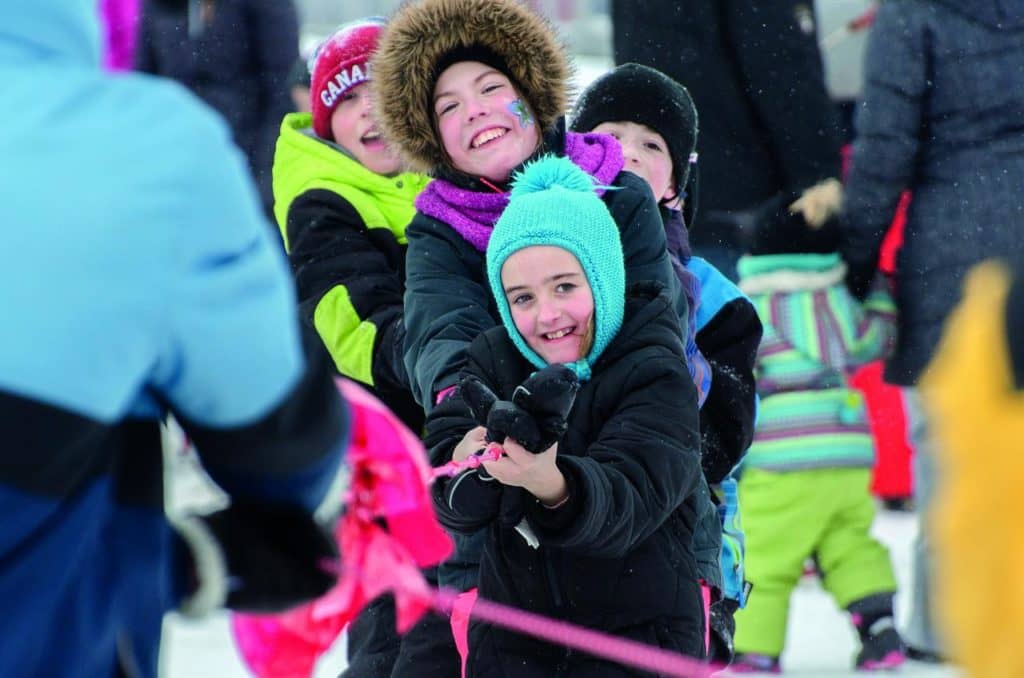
[310,18,385,140]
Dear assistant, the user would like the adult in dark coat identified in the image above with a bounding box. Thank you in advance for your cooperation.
[427,284,706,675]
[611,0,842,280]
[841,0,1024,661]
[136,0,298,214]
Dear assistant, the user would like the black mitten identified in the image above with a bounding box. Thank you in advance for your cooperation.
[175,500,339,616]
[460,374,499,428]
[458,374,546,452]
[511,364,580,450]
[485,400,546,452]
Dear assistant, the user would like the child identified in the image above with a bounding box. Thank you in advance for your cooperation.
[428,155,706,674]
[370,0,686,414]
[570,63,763,664]
[275,17,427,432]
[729,199,905,672]
[271,19,458,677]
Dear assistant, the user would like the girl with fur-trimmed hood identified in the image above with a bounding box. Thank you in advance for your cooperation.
[370,0,685,416]
[426,155,706,674]
[271,19,459,677]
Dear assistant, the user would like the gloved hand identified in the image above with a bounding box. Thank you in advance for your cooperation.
[511,364,580,448]
[459,364,579,454]
[459,375,543,452]
[789,177,843,228]
[174,500,339,617]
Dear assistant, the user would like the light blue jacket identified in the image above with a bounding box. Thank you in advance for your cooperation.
[0,2,346,675]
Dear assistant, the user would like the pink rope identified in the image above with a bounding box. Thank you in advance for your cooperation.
[319,559,717,677]
[430,446,503,481]
[431,587,716,678]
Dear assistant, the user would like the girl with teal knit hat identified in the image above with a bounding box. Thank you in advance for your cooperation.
[425,155,707,675]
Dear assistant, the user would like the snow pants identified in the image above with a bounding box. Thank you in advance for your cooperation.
[733,467,897,656]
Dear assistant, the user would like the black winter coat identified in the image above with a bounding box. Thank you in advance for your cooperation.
[285,191,424,433]
[136,0,298,210]
[427,284,706,675]
[611,0,842,249]
[403,159,684,411]
[842,0,1024,385]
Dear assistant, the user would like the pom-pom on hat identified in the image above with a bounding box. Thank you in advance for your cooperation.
[571,63,698,201]
[486,155,625,381]
[310,18,385,141]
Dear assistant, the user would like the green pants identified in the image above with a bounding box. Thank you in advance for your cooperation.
[733,468,897,656]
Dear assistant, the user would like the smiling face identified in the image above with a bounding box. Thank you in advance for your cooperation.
[501,246,595,365]
[591,121,676,204]
[433,61,541,182]
[330,82,403,175]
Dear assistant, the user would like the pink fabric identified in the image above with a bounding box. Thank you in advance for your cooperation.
[700,583,712,656]
[231,379,453,678]
[98,0,140,71]
[435,384,457,405]
[451,588,478,678]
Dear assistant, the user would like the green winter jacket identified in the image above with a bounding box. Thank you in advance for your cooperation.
[738,253,896,471]
[273,112,430,427]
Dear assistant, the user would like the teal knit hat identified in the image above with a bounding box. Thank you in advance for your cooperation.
[486,155,625,381]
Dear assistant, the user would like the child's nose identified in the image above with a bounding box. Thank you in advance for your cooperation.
[537,301,560,324]
[465,96,487,122]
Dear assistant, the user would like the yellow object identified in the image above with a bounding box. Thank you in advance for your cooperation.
[922,261,1024,677]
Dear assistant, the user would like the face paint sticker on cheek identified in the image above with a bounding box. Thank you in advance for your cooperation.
[508,99,534,128]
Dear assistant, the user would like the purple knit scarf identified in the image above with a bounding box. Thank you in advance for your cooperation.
[414,132,625,252]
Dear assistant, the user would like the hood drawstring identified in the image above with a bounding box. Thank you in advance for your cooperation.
[478,177,507,194]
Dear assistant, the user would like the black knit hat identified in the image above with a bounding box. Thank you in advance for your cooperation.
[571,63,698,200]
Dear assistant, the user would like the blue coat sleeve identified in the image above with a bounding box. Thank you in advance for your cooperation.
[690,257,762,481]
[156,112,347,514]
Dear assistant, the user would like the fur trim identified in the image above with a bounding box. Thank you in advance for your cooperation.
[738,261,848,296]
[372,0,572,173]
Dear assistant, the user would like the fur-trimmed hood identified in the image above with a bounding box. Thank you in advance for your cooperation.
[371,0,572,174]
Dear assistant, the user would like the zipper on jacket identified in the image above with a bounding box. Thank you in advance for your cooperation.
[542,549,574,674]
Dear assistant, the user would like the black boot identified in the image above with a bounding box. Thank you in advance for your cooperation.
[848,593,906,671]
[707,597,738,665]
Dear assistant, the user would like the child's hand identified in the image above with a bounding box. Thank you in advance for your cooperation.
[453,426,487,462]
[789,178,843,228]
[483,437,568,506]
